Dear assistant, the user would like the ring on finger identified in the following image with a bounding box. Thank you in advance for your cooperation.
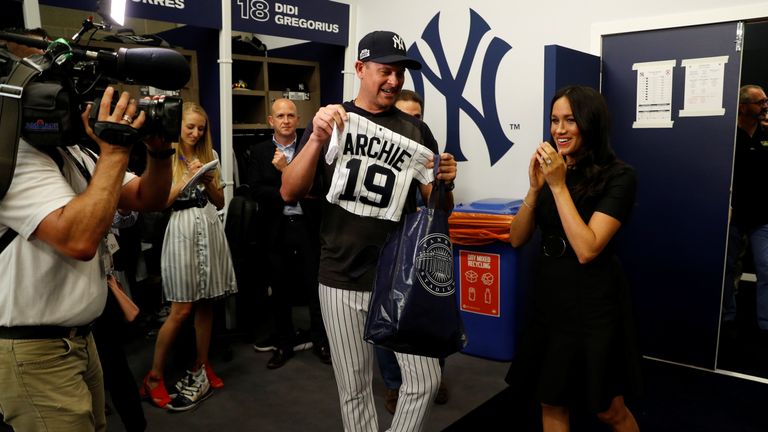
[545,157,553,165]
[122,114,132,123]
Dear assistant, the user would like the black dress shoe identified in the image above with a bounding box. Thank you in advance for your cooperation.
[266,348,294,369]
[313,345,332,365]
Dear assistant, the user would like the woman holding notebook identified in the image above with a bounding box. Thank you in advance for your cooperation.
[140,102,237,412]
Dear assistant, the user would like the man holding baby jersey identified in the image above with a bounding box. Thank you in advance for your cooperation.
[280,30,457,432]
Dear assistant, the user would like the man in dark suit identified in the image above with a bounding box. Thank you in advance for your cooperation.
[246,98,331,369]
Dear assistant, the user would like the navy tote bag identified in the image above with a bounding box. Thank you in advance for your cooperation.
[364,164,467,358]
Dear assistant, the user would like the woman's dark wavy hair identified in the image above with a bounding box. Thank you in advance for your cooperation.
[551,85,628,200]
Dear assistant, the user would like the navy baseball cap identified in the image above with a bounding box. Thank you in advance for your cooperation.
[357,31,422,70]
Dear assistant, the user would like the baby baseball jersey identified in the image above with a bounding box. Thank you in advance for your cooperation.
[325,112,435,222]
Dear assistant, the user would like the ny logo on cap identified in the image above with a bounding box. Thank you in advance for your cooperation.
[392,34,406,51]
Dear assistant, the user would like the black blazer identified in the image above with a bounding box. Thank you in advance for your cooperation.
[245,138,321,246]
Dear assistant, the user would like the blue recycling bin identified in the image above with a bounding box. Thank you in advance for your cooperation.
[451,198,533,361]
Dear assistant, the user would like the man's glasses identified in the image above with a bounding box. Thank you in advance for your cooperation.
[741,98,768,106]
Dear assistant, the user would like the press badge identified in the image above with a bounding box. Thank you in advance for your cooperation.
[106,232,120,255]
[100,233,119,278]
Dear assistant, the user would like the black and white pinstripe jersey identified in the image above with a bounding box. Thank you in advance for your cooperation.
[325,112,435,222]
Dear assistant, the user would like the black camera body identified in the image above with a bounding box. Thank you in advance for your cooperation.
[0,51,83,150]
[0,34,189,150]
[20,80,81,149]
[89,95,183,145]
[0,26,190,200]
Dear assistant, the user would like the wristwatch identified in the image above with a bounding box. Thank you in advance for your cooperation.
[444,181,455,191]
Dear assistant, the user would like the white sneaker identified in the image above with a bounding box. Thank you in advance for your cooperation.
[167,367,212,412]
[252,336,277,352]
[293,341,313,351]
[171,370,195,395]
[252,330,314,352]
[292,329,313,352]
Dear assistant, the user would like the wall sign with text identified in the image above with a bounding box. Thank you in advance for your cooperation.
[232,0,349,46]
[39,0,221,29]
[458,250,501,317]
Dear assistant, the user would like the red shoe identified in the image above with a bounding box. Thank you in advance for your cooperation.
[202,364,224,389]
[139,372,172,408]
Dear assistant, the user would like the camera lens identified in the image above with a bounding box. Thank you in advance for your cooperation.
[137,97,182,142]
[89,95,182,144]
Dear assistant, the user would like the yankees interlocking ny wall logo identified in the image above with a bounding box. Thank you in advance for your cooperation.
[408,9,513,165]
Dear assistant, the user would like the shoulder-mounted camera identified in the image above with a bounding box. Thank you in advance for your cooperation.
[0,21,191,199]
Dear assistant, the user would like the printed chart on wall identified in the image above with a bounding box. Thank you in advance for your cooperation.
[679,56,728,117]
[632,60,676,128]
[458,250,500,317]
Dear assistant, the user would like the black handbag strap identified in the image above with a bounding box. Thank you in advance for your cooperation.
[0,228,17,255]
[428,154,447,211]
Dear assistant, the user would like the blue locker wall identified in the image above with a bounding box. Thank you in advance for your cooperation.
[601,22,741,368]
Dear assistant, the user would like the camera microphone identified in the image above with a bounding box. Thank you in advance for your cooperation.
[0,31,190,90]
[86,47,191,90]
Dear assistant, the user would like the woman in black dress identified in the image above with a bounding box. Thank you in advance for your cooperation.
[508,85,641,431]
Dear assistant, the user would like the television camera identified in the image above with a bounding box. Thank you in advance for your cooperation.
[0,16,191,199]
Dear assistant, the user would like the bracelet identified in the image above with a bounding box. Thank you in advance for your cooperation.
[522,199,535,209]
[147,147,176,160]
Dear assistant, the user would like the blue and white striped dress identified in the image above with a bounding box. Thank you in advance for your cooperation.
[161,153,237,302]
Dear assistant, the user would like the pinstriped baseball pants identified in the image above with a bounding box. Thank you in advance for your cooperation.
[319,283,441,432]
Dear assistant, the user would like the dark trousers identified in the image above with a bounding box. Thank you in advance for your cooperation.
[93,291,147,432]
[268,215,327,350]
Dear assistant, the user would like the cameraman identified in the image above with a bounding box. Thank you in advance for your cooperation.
[0,82,173,432]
